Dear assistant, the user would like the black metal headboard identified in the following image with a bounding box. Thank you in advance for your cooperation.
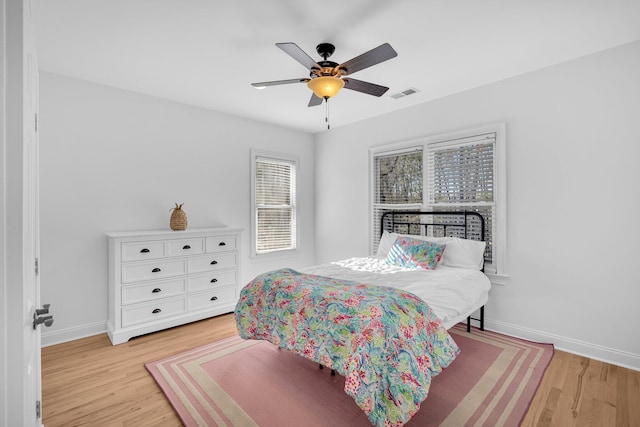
[380,210,487,332]
[381,211,485,242]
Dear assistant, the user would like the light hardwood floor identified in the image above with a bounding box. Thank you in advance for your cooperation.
[42,314,640,426]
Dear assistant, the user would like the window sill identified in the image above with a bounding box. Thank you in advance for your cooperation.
[485,273,509,286]
[250,248,299,261]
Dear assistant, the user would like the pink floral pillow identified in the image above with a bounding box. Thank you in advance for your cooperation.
[386,236,446,270]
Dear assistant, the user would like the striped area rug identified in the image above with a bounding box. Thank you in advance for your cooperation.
[146,324,553,426]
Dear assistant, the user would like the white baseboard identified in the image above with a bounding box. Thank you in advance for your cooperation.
[41,321,107,347]
[485,319,640,372]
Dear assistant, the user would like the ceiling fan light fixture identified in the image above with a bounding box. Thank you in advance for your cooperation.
[307,76,345,99]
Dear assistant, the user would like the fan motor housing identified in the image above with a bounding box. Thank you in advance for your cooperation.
[310,62,343,78]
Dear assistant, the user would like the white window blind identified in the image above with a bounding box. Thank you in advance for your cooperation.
[371,146,423,252]
[427,132,496,266]
[254,155,297,254]
[428,134,494,204]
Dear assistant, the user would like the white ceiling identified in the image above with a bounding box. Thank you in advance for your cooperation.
[32,0,640,134]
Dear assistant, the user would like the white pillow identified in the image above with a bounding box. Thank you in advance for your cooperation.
[397,233,486,270]
[439,237,486,270]
[376,230,398,257]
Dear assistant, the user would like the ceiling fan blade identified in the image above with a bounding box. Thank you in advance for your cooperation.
[276,42,321,70]
[308,94,323,107]
[343,78,389,97]
[251,78,308,88]
[338,43,397,75]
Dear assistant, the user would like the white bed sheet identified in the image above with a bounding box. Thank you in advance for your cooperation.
[301,256,491,329]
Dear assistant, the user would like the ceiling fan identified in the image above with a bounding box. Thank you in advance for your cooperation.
[251,42,398,107]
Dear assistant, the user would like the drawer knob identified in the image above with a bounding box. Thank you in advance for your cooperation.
[140,248,150,253]
[218,242,226,246]
[152,288,162,293]
[210,296,218,301]
[183,245,191,250]
[210,278,218,283]
[151,267,162,273]
[152,308,162,314]
[210,260,218,265]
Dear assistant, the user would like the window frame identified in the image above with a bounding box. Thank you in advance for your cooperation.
[250,149,299,258]
[369,123,507,278]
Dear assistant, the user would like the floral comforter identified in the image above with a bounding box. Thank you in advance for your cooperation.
[234,268,460,427]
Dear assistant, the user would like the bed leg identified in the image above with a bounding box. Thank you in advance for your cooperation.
[319,363,335,376]
[467,305,486,332]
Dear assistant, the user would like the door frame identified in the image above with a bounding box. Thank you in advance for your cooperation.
[1,0,42,425]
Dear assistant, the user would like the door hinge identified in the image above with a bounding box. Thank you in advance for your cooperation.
[35,257,39,276]
[36,400,41,418]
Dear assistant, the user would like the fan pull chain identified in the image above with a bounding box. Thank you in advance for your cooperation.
[325,97,330,130]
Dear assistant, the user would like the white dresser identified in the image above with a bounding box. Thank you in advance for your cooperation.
[106,227,242,345]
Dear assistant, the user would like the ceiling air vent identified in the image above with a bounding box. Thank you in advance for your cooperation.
[390,87,420,99]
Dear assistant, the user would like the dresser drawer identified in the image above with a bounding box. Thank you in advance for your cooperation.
[121,241,165,261]
[121,297,186,327]
[122,279,186,305]
[206,235,237,253]
[188,287,236,311]
[122,259,187,283]
[167,238,205,257]
[188,270,237,292]
[188,252,237,274]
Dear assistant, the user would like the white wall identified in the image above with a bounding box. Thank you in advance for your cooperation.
[315,41,640,370]
[39,72,315,344]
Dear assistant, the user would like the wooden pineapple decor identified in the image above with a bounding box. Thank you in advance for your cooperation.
[170,203,188,231]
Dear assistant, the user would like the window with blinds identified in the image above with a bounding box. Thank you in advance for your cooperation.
[370,125,505,276]
[252,153,297,255]
[371,147,423,252]
[427,133,496,266]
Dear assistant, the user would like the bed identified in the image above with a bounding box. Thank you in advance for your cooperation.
[235,211,490,427]
[305,211,490,331]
